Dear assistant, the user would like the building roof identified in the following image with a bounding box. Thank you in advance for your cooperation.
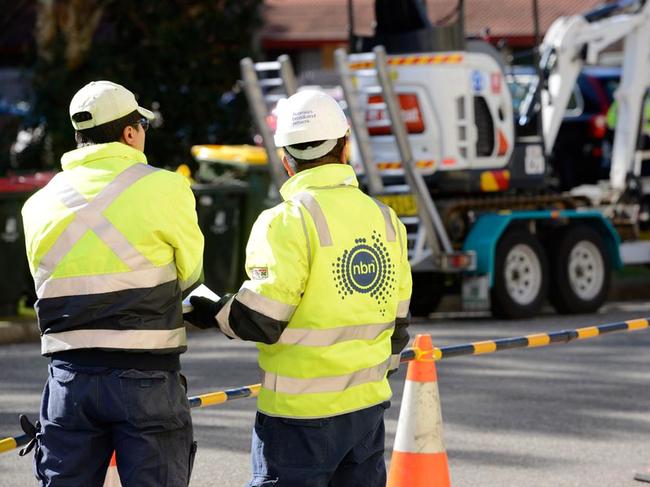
[261,0,603,47]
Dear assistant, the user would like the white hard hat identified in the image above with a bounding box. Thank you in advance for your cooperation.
[273,89,348,160]
[69,80,154,130]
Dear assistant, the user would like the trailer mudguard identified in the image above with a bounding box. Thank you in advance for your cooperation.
[462,209,622,287]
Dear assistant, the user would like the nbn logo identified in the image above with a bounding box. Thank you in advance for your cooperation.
[348,247,379,290]
[353,262,376,275]
[333,232,392,303]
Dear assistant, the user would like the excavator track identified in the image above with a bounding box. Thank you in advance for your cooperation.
[436,192,591,244]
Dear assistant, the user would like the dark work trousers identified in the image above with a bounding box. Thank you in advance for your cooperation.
[247,401,390,487]
[34,362,195,487]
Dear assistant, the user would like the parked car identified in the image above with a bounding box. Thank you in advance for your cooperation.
[507,65,620,190]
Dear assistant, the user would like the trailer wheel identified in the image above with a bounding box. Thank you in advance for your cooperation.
[409,272,445,317]
[492,229,548,318]
[549,225,610,314]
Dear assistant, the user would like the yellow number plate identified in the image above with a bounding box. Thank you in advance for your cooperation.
[376,194,418,217]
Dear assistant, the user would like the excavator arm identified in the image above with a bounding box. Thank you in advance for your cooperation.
[539,0,650,192]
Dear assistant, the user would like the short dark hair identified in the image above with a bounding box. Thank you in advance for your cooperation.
[73,110,142,146]
[284,136,347,172]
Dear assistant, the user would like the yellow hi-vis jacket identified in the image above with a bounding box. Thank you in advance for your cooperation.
[215,164,412,418]
[22,142,204,363]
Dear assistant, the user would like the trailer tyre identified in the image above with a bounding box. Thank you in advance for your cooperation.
[492,229,548,318]
[548,225,610,314]
[409,272,445,317]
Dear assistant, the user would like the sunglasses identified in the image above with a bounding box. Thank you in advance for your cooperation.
[137,118,150,132]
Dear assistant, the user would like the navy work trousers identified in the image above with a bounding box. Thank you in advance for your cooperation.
[247,401,390,487]
[34,362,195,487]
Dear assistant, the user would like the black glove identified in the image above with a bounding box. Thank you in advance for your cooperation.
[184,294,232,329]
[184,296,219,329]
[18,414,40,457]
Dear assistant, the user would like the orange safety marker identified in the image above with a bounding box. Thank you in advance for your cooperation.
[103,451,122,487]
[387,334,451,487]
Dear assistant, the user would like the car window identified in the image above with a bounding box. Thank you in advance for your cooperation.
[507,74,534,114]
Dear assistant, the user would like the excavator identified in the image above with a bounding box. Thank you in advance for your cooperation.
[240,0,650,318]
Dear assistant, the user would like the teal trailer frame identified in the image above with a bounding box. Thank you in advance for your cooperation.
[462,209,623,287]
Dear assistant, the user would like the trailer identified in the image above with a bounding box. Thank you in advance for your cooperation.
[240,0,650,318]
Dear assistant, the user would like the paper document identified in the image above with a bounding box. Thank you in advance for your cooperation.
[182,284,221,313]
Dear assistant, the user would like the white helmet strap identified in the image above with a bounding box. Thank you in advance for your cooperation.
[285,138,338,161]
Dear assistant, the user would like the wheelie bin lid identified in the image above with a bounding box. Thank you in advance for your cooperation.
[0,171,55,196]
[191,145,271,169]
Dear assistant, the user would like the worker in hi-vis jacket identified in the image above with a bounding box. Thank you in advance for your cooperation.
[186,89,412,487]
[21,81,204,486]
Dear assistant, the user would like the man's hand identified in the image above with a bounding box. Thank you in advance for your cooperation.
[184,296,220,329]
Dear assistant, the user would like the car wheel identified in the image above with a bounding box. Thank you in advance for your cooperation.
[548,225,610,314]
[491,229,548,318]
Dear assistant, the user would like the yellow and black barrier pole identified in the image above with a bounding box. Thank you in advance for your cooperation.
[187,383,261,408]
[1,317,648,455]
[0,434,29,454]
[0,383,263,454]
[405,317,650,362]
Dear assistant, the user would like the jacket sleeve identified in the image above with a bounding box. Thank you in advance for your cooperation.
[215,203,309,343]
[391,218,412,367]
[162,174,204,295]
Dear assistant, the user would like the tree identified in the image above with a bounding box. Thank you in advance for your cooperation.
[32,0,262,169]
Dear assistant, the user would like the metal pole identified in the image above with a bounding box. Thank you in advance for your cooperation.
[278,54,298,96]
[240,57,288,190]
[532,0,548,156]
[373,45,452,253]
[334,48,385,195]
[348,0,355,52]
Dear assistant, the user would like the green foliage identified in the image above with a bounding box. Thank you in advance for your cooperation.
[33,0,261,169]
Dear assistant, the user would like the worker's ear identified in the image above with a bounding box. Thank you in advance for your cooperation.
[282,154,296,176]
[339,138,348,164]
[121,125,138,148]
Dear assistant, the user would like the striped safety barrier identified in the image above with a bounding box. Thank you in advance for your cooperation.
[349,54,464,70]
[410,317,650,362]
[0,384,262,454]
[2,317,648,454]
[0,434,28,454]
[188,383,261,408]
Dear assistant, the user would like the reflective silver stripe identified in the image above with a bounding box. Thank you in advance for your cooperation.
[278,321,394,346]
[37,263,177,299]
[389,354,401,371]
[262,357,391,395]
[34,218,88,288]
[373,199,396,242]
[35,163,159,293]
[179,263,203,292]
[237,287,296,322]
[216,295,238,339]
[397,217,404,255]
[293,192,332,247]
[297,206,312,265]
[397,299,411,318]
[41,327,187,354]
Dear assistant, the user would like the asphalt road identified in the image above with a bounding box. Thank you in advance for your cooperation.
[1,303,650,486]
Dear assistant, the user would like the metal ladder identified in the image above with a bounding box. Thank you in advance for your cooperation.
[335,46,470,271]
[239,55,298,191]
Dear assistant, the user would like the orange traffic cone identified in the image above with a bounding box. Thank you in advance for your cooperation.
[103,451,122,487]
[387,334,451,487]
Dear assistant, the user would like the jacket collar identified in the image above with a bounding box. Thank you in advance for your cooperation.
[279,164,359,201]
[61,142,148,171]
